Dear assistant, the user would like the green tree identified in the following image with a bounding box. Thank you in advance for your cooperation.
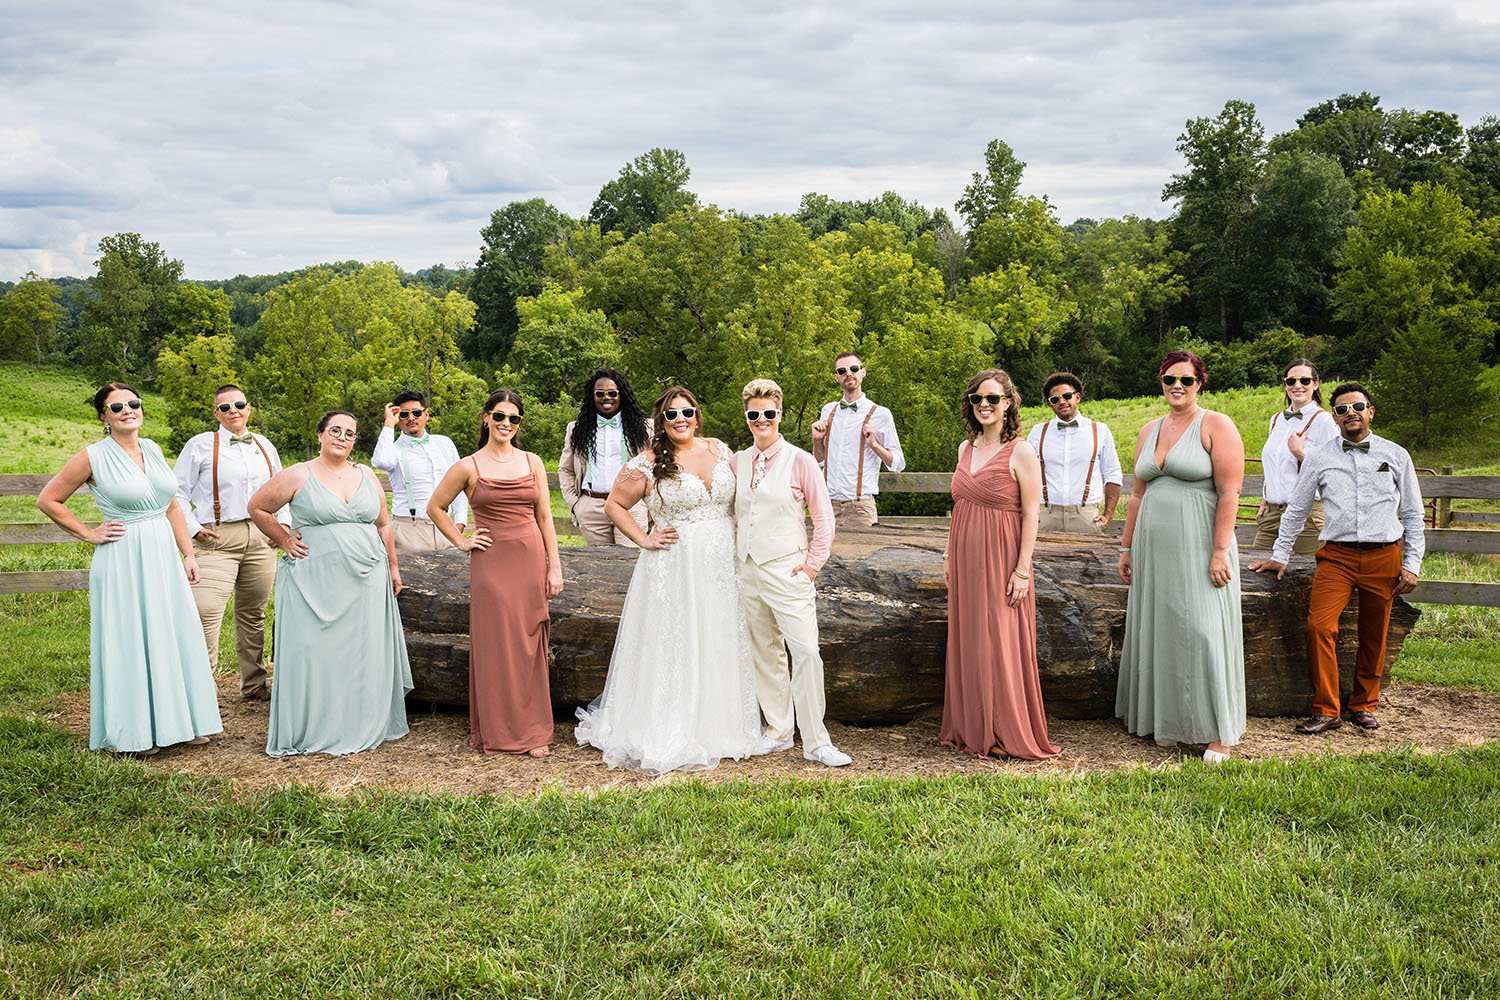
[1463,115,1500,217]
[507,286,621,402]
[818,221,946,345]
[77,233,184,380]
[1371,315,1489,442]
[470,198,573,364]
[955,139,1026,229]
[588,148,697,238]
[156,334,240,450]
[0,272,66,363]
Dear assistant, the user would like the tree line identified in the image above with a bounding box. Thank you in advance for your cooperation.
[3,93,1497,474]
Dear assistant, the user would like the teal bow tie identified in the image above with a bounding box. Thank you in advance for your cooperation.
[597,415,620,429]
[1284,409,1303,420]
[230,434,254,444]
[839,401,859,411]
[1057,420,1078,429]
[1343,440,1370,453]
[403,435,430,446]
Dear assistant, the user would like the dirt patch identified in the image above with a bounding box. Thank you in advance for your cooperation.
[51,675,1500,798]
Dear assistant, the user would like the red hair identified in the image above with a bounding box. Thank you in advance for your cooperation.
[1157,350,1207,388]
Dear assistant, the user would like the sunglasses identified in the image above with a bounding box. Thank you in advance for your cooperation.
[489,411,523,425]
[325,428,357,440]
[1160,374,1199,387]
[106,399,143,414]
[1283,376,1316,387]
[744,408,779,422]
[967,393,1006,407]
[1047,391,1078,405]
[593,389,619,400]
[663,407,698,421]
[1332,401,1370,416]
[397,408,425,419]
[216,400,249,413]
[835,364,862,376]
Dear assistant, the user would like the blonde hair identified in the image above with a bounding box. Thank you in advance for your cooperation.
[741,378,783,405]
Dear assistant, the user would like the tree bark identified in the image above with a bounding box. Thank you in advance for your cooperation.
[396,525,1418,723]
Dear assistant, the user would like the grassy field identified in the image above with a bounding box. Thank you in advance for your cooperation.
[3,361,1499,997]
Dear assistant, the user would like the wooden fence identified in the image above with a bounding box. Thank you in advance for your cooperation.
[3,471,1498,606]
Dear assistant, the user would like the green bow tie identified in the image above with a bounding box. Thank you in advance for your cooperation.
[1283,409,1303,420]
[1057,420,1079,429]
[403,435,430,446]
[1343,440,1370,453]
[839,401,859,411]
[230,434,254,444]
[597,415,620,429]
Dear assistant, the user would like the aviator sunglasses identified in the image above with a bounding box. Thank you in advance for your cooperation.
[1332,401,1370,416]
[744,408,778,422]
[216,400,249,413]
[1283,376,1316,387]
[1047,390,1078,405]
[835,364,862,376]
[1160,374,1199,387]
[397,407,425,419]
[488,411,523,425]
[593,389,619,400]
[967,393,1006,407]
[107,399,143,413]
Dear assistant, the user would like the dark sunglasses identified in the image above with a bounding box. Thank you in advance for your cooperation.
[1283,376,1316,387]
[835,364,862,376]
[1160,374,1199,387]
[663,407,697,420]
[107,399,143,413]
[397,407,425,419]
[967,393,1005,407]
[216,400,249,413]
[593,389,619,400]
[489,411,522,425]
[744,408,779,422]
[1047,391,1078,405]
[1332,401,1370,416]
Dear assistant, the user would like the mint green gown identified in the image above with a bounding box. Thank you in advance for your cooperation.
[266,471,412,756]
[86,437,222,751]
[1116,411,1246,746]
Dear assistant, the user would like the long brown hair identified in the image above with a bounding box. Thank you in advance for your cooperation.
[477,389,524,450]
[1281,357,1323,406]
[960,368,1022,443]
[650,386,703,482]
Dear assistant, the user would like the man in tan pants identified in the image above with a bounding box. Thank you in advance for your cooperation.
[811,351,905,528]
[173,385,286,700]
[558,368,651,544]
[372,390,466,553]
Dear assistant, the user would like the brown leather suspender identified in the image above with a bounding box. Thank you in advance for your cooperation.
[211,432,275,524]
[1037,419,1098,507]
[825,402,880,499]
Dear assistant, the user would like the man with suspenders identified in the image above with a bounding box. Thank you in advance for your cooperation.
[1025,372,1123,534]
[173,384,286,700]
[372,390,467,554]
[811,350,905,528]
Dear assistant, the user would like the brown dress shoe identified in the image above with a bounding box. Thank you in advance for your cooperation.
[242,687,272,702]
[1296,715,1343,735]
[1348,711,1380,730]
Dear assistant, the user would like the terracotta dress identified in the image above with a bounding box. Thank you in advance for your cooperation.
[468,465,553,753]
[941,438,1059,760]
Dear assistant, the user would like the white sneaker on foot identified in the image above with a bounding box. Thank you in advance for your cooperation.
[756,736,794,754]
[1202,748,1230,765]
[804,744,852,767]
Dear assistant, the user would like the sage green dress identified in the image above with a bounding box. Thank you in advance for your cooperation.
[1116,411,1246,746]
[266,470,412,756]
[86,437,223,751]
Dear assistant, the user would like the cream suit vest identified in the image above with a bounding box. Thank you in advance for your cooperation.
[735,443,810,566]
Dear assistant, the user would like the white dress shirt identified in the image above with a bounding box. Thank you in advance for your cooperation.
[584,419,626,493]
[1025,415,1122,506]
[1260,403,1338,504]
[173,427,288,536]
[371,428,469,523]
[817,395,905,499]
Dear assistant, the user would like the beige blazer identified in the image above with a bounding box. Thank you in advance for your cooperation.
[558,417,652,528]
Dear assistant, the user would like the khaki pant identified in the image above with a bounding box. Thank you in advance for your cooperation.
[831,497,878,528]
[739,551,830,750]
[571,496,641,547]
[392,516,454,554]
[1251,501,1325,555]
[1038,503,1106,534]
[191,520,276,697]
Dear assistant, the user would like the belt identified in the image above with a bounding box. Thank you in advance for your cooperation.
[1328,540,1397,551]
[580,489,611,500]
[393,514,433,523]
[1043,503,1097,511]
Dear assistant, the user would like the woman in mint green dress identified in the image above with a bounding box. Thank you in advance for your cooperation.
[1116,352,1247,763]
[37,383,222,754]
[249,410,411,756]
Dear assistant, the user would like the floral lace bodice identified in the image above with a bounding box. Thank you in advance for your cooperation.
[623,442,736,526]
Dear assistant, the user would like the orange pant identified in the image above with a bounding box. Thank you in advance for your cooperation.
[1305,541,1402,718]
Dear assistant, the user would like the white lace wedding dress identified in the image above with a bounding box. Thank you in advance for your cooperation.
[574,443,765,773]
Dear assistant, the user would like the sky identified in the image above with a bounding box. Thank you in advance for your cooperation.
[3,0,1500,281]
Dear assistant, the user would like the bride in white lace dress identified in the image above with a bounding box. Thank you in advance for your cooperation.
[574,387,765,773]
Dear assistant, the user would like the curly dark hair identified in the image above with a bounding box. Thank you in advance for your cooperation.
[960,369,1022,443]
[476,389,525,450]
[650,386,703,482]
[569,368,649,463]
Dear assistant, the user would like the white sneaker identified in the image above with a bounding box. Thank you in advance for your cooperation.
[757,736,794,754]
[804,744,852,767]
[1202,748,1230,765]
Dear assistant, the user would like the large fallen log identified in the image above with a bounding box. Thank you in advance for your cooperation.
[395,525,1418,722]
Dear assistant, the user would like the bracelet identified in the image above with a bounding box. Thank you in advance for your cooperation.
[1119,545,1131,552]
[1012,570,1030,580]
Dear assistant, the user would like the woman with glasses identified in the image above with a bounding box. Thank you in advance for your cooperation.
[574,386,766,773]
[427,389,563,757]
[1116,351,1246,763]
[1251,359,1336,555]
[37,383,223,755]
[941,369,1058,761]
[558,369,652,545]
[249,410,412,756]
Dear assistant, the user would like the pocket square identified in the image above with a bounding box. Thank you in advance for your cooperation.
[1377,461,1391,472]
